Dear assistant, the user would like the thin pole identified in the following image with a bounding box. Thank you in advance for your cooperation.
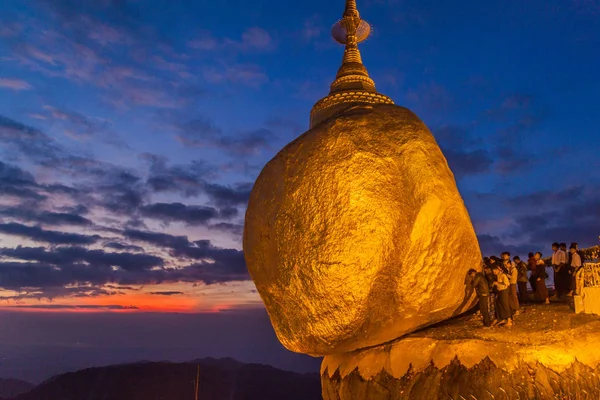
[195,365,200,400]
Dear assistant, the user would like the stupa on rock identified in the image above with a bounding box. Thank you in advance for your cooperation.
[245,1,600,399]
[309,0,394,128]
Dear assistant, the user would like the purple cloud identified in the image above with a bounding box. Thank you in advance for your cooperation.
[0,78,32,91]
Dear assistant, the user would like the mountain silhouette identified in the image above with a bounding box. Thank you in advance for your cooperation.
[6,358,321,400]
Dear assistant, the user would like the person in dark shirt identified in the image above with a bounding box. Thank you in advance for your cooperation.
[514,256,530,303]
[534,252,550,304]
[469,269,491,328]
[527,252,537,294]
[485,265,497,323]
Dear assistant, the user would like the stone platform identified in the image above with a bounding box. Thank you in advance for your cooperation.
[322,304,600,399]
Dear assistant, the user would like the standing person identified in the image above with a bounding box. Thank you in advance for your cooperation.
[483,257,491,268]
[485,265,497,325]
[560,243,570,295]
[568,245,583,296]
[469,269,492,328]
[505,259,520,316]
[491,265,513,327]
[489,256,499,269]
[514,256,529,303]
[551,242,567,299]
[571,242,586,266]
[534,252,550,304]
[496,253,508,274]
[528,252,537,294]
[501,252,514,268]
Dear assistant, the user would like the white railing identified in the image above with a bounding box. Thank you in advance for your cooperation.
[583,263,600,288]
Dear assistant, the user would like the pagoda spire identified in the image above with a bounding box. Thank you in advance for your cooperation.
[330,0,374,93]
[309,0,394,128]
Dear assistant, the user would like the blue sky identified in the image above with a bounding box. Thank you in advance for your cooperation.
[0,0,599,380]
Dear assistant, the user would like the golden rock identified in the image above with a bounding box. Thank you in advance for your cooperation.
[243,0,481,356]
[243,104,481,356]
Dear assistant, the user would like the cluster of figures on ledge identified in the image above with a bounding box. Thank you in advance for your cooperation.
[467,242,586,329]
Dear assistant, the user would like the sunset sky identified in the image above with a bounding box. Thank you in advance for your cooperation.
[1,0,599,382]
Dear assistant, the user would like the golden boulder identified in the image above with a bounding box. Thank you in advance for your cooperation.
[243,104,481,356]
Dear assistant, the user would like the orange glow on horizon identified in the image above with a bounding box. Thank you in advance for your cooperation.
[0,281,264,313]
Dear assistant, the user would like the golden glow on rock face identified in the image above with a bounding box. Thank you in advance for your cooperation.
[243,104,481,356]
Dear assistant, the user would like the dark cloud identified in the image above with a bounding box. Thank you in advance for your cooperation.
[478,234,533,257]
[480,186,600,254]
[181,260,249,285]
[102,241,145,252]
[140,202,219,226]
[432,125,483,149]
[101,185,146,214]
[507,186,585,210]
[0,115,64,164]
[0,222,100,245]
[6,304,139,310]
[149,291,183,296]
[0,102,252,301]
[209,222,244,237]
[431,94,548,178]
[0,161,87,206]
[142,153,215,197]
[0,261,104,290]
[494,146,537,174]
[218,207,239,219]
[105,284,140,291]
[57,204,90,215]
[0,286,124,301]
[123,229,191,249]
[0,117,140,204]
[204,182,252,207]
[432,126,493,178]
[0,237,248,293]
[0,207,92,226]
[0,160,36,186]
[0,161,47,201]
[124,229,249,284]
[0,246,164,272]
[173,116,277,156]
[442,148,494,177]
[141,153,252,206]
[219,160,263,178]
[213,128,276,156]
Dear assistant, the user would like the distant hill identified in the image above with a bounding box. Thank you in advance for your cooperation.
[0,379,34,398]
[8,358,321,400]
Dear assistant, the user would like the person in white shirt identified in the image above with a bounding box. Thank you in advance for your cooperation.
[568,245,583,296]
[492,265,513,327]
[551,242,568,299]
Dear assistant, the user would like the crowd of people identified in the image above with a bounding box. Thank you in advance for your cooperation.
[467,242,587,328]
